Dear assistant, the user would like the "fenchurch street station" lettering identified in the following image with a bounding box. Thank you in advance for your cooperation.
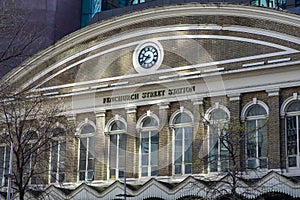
[103,86,196,104]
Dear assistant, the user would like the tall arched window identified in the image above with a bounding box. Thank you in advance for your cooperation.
[106,116,127,179]
[282,97,300,169]
[137,113,159,177]
[243,101,268,169]
[49,126,66,184]
[0,144,9,186]
[206,107,230,172]
[78,120,95,181]
[170,108,193,175]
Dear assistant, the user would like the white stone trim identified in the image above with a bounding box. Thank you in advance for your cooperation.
[204,102,230,121]
[30,33,297,92]
[136,111,159,130]
[280,93,300,117]
[169,107,194,126]
[104,115,127,134]
[241,99,269,121]
[76,118,96,136]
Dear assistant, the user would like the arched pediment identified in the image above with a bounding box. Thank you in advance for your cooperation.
[3,4,300,110]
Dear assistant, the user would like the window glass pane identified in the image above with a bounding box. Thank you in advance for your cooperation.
[142,154,148,165]
[247,159,257,169]
[142,167,148,177]
[0,147,5,186]
[174,128,183,167]
[109,135,117,168]
[151,152,158,166]
[88,137,95,159]
[258,119,267,157]
[151,167,158,176]
[52,127,65,137]
[119,134,126,169]
[141,133,149,154]
[88,158,94,170]
[60,141,66,172]
[119,170,125,178]
[247,120,257,158]
[132,0,145,4]
[174,165,181,174]
[51,142,58,172]
[79,138,87,170]
[259,158,268,168]
[175,154,182,164]
[185,164,192,174]
[59,173,65,183]
[142,117,158,127]
[287,116,297,156]
[175,113,192,124]
[87,171,94,180]
[287,101,300,112]
[81,124,95,134]
[210,109,228,120]
[184,146,192,162]
[50,174,56,183]
[210,160,217,172]
[79,172,85,181]
[151,131,158,145]
[247,105,267,116]
[111,120,126,131]
[151,131,158,166]
[110,169,116,179]
[288,157,297,167]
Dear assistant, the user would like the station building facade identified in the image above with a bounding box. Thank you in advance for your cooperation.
[2,3,300,199]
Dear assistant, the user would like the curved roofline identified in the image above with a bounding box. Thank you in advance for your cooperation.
[3,3,300,87]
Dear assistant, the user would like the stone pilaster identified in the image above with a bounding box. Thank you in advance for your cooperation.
[126,106,137,178]
[192,98,205,174]
[94,109,107,180]
[65,114,77,182]
[228,94,243,170]
[267,89,281,169]
[158,102,171,176]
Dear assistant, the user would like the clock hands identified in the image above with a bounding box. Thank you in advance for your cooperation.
[137,45,159,69]
[141,55,152,65]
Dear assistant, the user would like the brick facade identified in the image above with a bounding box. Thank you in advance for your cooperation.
[70,89,300,181]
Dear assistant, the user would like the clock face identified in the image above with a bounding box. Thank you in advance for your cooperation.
[133,41,163,74]
[138,46,159,68]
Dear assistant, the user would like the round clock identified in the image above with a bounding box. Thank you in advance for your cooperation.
[133,41,163,73]
[138,46,159,69]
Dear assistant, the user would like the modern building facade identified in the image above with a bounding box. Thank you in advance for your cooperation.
[2,1,300,200]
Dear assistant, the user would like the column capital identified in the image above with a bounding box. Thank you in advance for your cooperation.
[266,88,280,97]
[66,113,76,122]
[227,93,240,101]
[192,97,204,105]
[95,109,106,117]
[126,105,137,114]
[158,102,169,110]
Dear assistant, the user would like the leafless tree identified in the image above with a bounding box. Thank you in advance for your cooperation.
[194,116,274,200]
[0,84,72,200]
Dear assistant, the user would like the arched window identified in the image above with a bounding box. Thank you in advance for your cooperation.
[170,108,193,175]
[243,102,268,169]
[78,120,95,181]
[0,144,9,186]
[49,126,66,184]
[106,116,127,180]
[283,98,300,169]
[137,113,159,177]
[24,129,39,185]
[207,107,230,173]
